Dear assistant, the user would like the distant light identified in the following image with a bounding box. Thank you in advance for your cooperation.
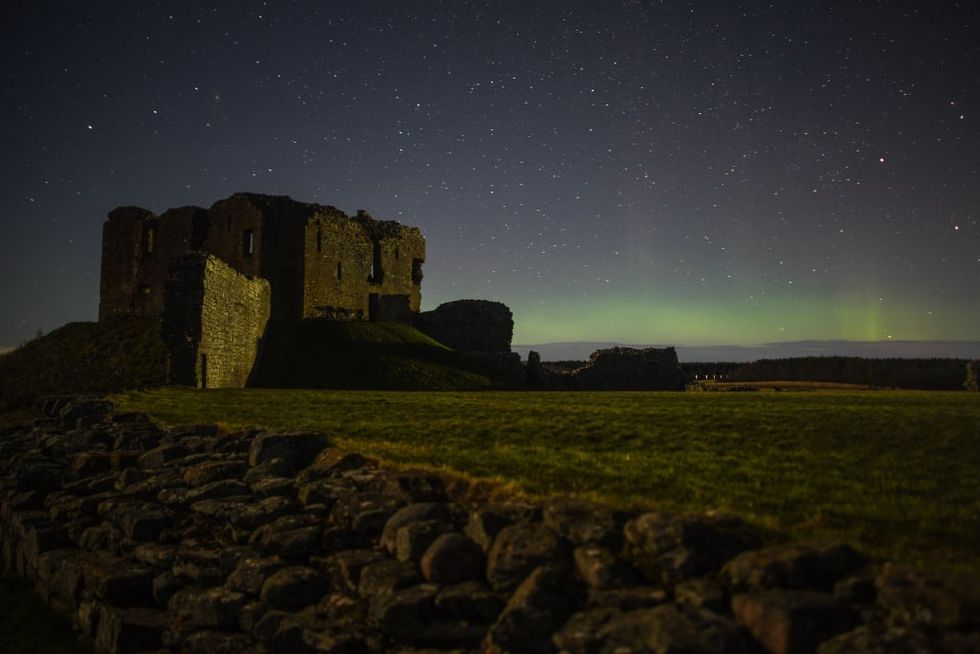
[878,157,885,163]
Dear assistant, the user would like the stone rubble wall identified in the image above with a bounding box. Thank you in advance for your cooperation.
[162,254,271,389]
[571,347,688,391]
[1,398,977,654]
[527,346,689,391]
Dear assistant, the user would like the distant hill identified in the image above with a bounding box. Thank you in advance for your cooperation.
[513,340,980,362]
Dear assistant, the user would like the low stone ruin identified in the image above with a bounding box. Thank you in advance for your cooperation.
[1,398,977,653]
[573,347,687,390]
[528,346,688,391]
[415,300,514,353]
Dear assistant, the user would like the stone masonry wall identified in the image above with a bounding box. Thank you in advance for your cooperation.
[2,398,977,654]
[301,210,425,322]
[162,254,270,389]
[99,207,209,321]
[99,207,155,321]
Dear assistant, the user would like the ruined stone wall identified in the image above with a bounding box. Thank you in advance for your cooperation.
[302,211,374,320]
[158,193,309,322]
[369,219,425,315]
[201,195,267,281]
[99,207,208,321]
[162,253,270,389]
[303,211,425,321]
[526,347,688,391]
[415,300,514,352]
[572,347,687,390]
[137,208,208,318]
[98,207,155,321]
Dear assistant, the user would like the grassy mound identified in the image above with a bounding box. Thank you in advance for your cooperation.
[0,318,519,406]
[113,387,980,575]
[250,320,518,390]
[0,317,167,409]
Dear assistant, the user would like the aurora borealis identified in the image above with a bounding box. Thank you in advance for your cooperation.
[1,1,977,350]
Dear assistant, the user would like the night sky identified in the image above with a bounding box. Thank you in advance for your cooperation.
[2,1,978,350]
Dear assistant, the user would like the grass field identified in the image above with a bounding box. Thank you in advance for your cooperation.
[112,387,980,574]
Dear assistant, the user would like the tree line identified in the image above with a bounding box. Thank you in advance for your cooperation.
[721,356,970,390]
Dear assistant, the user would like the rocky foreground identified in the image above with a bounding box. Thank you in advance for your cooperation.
[1,399,977,654]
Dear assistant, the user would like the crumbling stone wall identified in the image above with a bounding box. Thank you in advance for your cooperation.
[415,300,514,352]
[99,207,209,321]
[99,193,425,325]
[162,254,270,389]
[525,351,574,390]
[302,209,424,322]
[99,207,153,321]
[572,347,687,391]
[3,398,977,654]
[204,194,309,321]
[966,361,979,391]
[526,347,688,391]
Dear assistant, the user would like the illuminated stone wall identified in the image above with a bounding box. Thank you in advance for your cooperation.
[162,253,270,389]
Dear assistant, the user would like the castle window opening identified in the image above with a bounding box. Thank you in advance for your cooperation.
[144,227,155,255]
[316,225,323,253]
[200,353,208,389]
[242,229,254,257]
[370,239,384,284]
[412,258,423,286]
[337,261,343,281]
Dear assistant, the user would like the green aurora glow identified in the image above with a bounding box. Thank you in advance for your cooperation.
[510,292,971,346]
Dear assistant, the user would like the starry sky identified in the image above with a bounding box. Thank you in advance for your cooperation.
[1,1,978,350]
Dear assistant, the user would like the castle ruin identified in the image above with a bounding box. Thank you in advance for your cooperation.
[100,192,425,324]
[99,193,430,388]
